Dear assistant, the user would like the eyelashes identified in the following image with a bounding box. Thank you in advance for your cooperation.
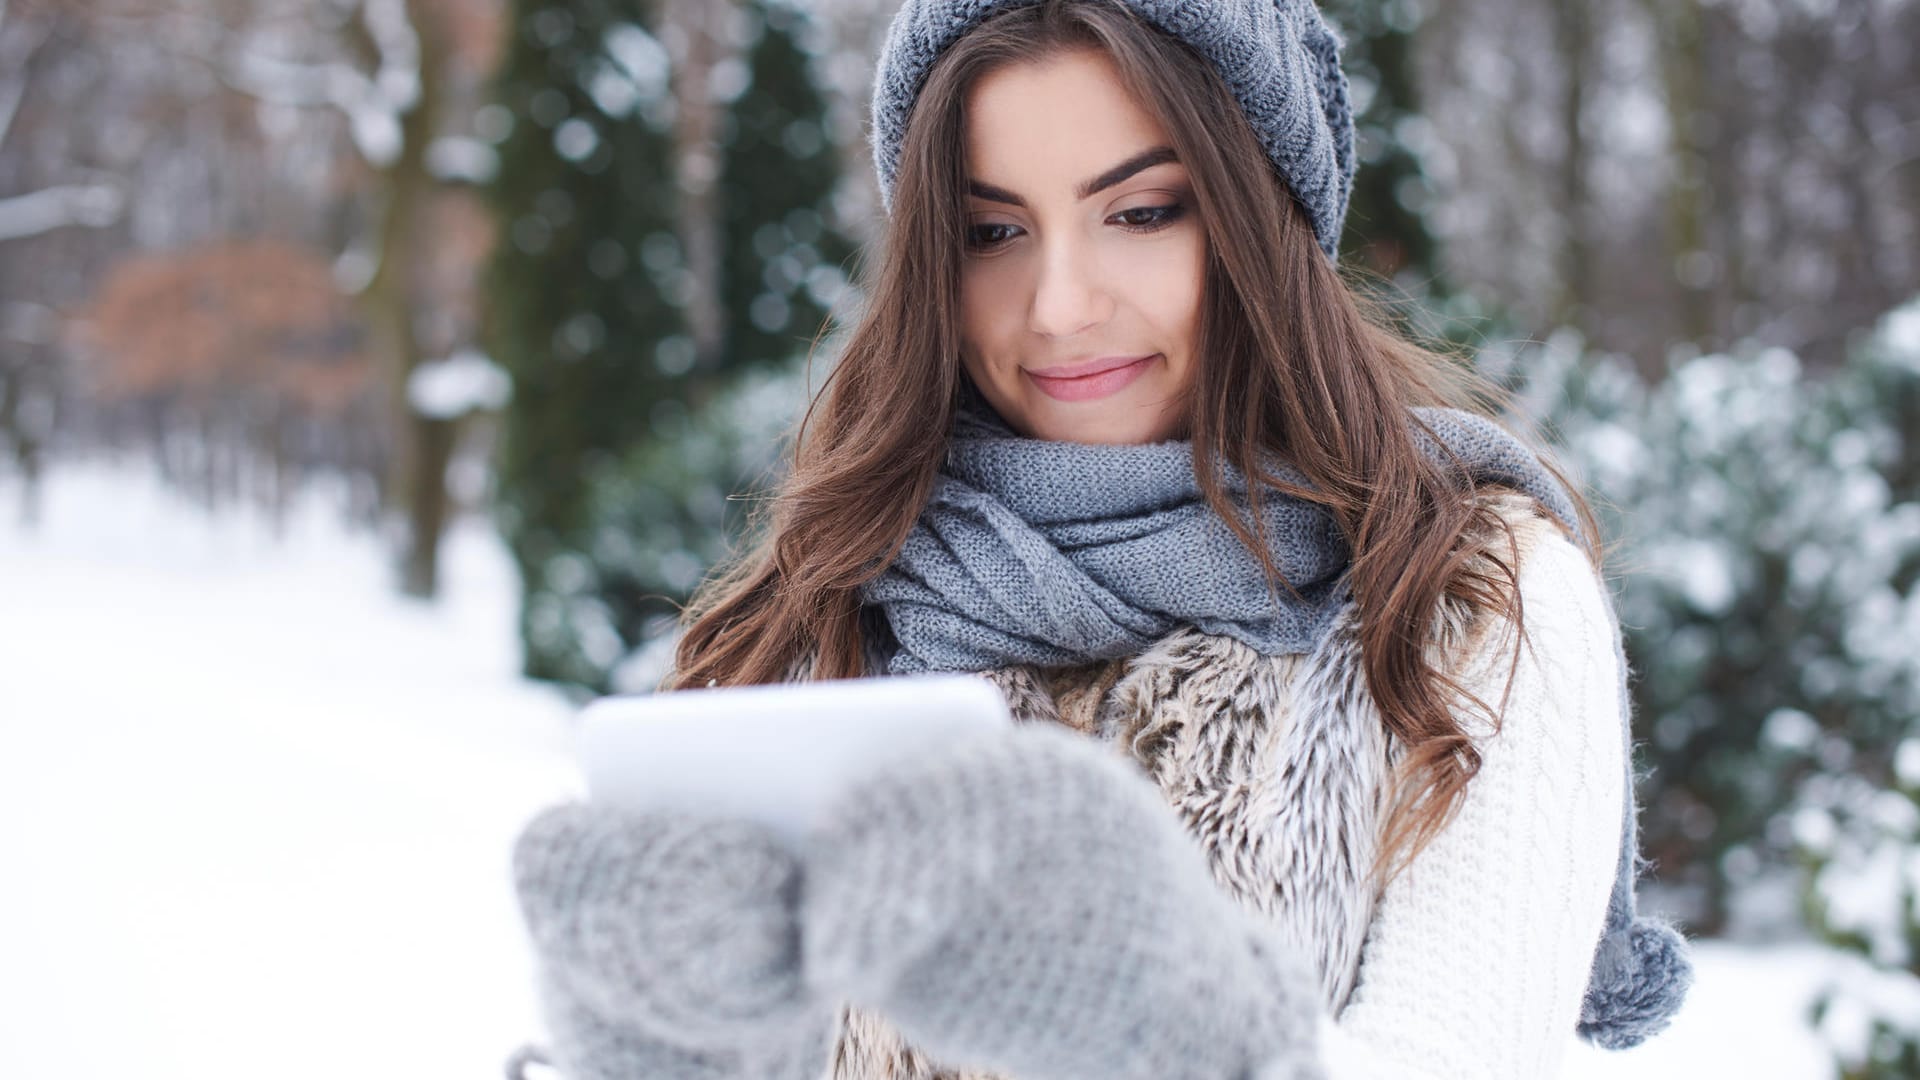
[964,202,1188,253]
[1112,203,1187,234]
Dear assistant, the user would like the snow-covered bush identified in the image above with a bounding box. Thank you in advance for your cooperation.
[565,354,816,695]
[1491,297,1920,1075]
[1787,303,1920,1080]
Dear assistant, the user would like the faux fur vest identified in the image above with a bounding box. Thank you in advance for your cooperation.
[815,490,1561,1080]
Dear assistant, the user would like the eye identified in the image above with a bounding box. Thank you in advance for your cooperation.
[963,202,1188,253]
[1112,202,1186,233]
[965,222,1022,251]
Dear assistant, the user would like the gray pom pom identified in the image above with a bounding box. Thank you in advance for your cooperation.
[1576,917,1695,1050]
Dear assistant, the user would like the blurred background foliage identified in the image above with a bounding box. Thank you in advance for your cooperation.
[3,0,1919,1071]
[484,0,853,687]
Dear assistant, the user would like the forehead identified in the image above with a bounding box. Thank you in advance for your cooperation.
[962,49,1173,186]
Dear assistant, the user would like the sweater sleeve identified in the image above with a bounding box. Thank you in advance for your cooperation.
[1306,528,1627,1080]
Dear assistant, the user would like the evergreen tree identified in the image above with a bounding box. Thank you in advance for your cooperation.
[484,0,853,694]
[484,0,687,688]
[1319,0,1498,363]
[715,2,856,383]
[1321,0,1444,290]
[581,0,857,694]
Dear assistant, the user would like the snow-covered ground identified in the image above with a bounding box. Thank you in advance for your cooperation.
[0,458,1847,1079]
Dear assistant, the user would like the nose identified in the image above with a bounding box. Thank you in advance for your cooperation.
[1027,235,1112,339]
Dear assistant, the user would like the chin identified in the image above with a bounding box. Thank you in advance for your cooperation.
[1022,397,1182,445]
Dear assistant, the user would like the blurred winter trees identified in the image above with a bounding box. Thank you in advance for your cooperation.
[2,0,508,591]
[1411,0,1920,370]
[12,0,1917,614]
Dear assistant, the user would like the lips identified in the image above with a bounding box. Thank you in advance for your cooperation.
[1027,355,1156,379]
[1024,353,1160,403]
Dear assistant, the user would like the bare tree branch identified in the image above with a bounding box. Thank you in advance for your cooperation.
[0,181,123,242]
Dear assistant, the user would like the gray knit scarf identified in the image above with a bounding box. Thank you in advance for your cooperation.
[857,390,1693,1051]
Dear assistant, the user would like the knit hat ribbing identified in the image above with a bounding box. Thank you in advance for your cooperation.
[868,0,1359,262]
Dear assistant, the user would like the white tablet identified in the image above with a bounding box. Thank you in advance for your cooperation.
[575,673,1013,849]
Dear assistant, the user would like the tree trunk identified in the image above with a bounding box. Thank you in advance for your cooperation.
[665,0,731,385]
[1642,0,1712,354]
[1549,0,1593,340]
[401,412,460,597]
[360,0,451,598]
[0,359,44,528]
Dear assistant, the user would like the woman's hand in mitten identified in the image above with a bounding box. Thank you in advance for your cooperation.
[511,802,836,1080]
[799,722,1327,1080]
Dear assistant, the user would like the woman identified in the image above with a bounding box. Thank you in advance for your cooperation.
[508,1,1694,1078]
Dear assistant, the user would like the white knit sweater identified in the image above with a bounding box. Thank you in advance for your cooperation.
[1310,528,1627,1079]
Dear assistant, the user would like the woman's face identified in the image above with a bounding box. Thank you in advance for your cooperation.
[957,47,1204,445]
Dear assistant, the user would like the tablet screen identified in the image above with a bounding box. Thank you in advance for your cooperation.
[576,673,1013,848]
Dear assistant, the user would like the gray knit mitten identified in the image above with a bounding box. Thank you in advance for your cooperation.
[801,722,1328,1080]
[512,723,1324,1080]
[510,805,835,1080]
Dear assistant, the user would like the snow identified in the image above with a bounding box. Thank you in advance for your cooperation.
[553,116,602,163]
[0,459,578,1080]
[0,458,1866,1079]
[407,347,513,419]
[603,22,672,100]
[227,0,419,171]
[228,50,406,168]
[427,135,501,184]
[1650,536,1740,616]
[1880,296,1920,368]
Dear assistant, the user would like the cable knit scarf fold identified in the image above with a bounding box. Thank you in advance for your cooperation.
[856,395,1693,1051]
[861,401,1581,673]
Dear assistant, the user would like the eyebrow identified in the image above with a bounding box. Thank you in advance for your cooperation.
[967,145,1180,208]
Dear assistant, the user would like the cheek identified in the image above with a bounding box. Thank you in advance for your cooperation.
[956,292,1003,405]
[959,273,1023,374]
[1140,238,1205,366]
[1166,239,1206,329]
[958,274,992,342]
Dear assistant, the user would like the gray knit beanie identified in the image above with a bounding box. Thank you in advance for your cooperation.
[869,0,1358,262]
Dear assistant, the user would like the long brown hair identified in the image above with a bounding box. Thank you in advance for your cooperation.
[666,0,1603,891]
